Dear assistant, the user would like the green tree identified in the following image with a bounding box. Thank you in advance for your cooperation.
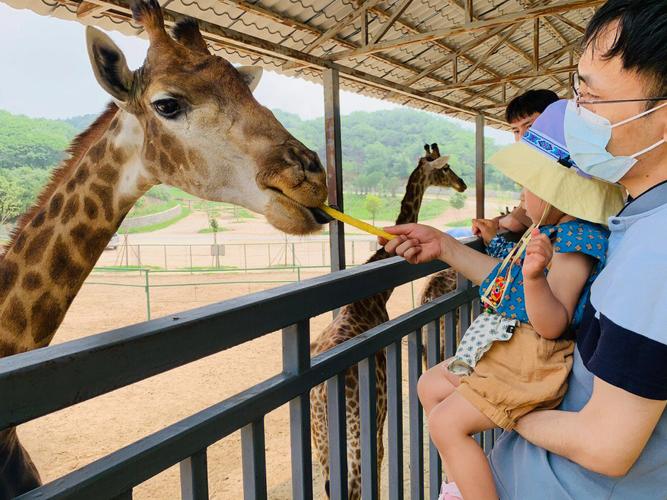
[365,194,383,225]
[450,191,467,211]
[0,176,22,225]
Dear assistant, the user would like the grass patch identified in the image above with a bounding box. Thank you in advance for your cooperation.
[445,218,472,227]
[120,208,191,234]
[127,199,180,218]
[343,194,449,221]
[198,227,228,234]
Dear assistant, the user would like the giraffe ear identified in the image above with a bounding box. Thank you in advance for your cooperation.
[237,66,263,92]
[429,156,450,169]
[86,27,134,104]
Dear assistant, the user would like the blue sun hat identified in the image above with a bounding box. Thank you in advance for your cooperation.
[489,99,625,225]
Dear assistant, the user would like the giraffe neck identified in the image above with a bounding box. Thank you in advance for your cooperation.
[0,107,155,356]
[395,167,427,226]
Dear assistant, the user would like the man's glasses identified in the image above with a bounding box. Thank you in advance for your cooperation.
[571,72,667,107]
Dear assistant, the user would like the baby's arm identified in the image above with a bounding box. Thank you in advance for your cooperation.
[522,230,594,339]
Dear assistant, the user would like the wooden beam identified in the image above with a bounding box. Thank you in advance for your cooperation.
[328,0,603,61]
[76,1,107,18]
[361,7,369,46]
[475,114,485,219]
[555,13,586,33]
[458,23,521,84]
[428,65,578,91]
[302,0,382,54]
[464,0,474,25]
[533,18,540,71]
[370,0,413,45]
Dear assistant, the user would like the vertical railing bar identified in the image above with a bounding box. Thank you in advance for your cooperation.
[180,448,209,500]
[444,311,456,359]
[426,319,442,500]
[327,373,348,499]
[282,321,313,500]
[408,329,424,500]
[241,419,268,500]
[387,341,404,500]
[359,355,379,499]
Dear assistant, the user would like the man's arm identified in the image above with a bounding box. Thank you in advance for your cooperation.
[515,376,667,476]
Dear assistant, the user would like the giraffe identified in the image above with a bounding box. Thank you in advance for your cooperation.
[310,143,467,499]
[419,267,459,368]
[0,3,328,496]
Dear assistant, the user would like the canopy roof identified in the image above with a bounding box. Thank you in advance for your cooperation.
[4,0,601,127]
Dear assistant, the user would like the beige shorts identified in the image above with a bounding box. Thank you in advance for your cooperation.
[456,323,574,431]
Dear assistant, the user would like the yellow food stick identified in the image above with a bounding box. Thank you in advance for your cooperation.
[319,204,396,240]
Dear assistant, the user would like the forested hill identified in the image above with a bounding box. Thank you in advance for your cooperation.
[0,107,514,221]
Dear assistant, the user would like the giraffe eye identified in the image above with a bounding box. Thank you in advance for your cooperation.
[152,98,183,119]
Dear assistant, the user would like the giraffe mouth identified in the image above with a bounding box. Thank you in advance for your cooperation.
[310,207,334,224]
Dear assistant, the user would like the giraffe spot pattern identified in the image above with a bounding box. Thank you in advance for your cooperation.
[0,260,19,305]
[48,193,64,219]
[90,183,114,222]
[50,238,85,287]
[1,297,27,336]
[98,163,119,184]
[31,292,62,344]
[22,272,42,291]
[84,196,99,220]
[30,210,46,229]
[24,227,54,265]
[62,196,80,225]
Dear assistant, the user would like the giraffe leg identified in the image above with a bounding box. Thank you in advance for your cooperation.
[0,428,41,498]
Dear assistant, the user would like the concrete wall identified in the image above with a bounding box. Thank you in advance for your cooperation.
[120,205,182,230]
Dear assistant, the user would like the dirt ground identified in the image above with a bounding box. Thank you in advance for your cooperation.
[17,197,507,499]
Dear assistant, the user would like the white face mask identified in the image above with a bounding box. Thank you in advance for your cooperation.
[563,99,667,183]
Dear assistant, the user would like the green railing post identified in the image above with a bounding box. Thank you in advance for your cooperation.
[144,269,151,321]
[291,243,296,267]
[297,267,301,282]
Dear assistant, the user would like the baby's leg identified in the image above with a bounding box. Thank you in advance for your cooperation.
[428,392,497,500]
[417,358,461,416]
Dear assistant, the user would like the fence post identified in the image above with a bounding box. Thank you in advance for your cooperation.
[137,245,142,269]
[244,244,248,273]
[291,242,296,267]
[189,245,193,274]
[144,269,151,321]
[164,245,168,270]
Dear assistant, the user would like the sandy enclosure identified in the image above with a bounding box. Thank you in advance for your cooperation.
[17,197,503,499]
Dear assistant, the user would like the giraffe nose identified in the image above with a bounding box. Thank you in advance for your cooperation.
[306,157,323,173]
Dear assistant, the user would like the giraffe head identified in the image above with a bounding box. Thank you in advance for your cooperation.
[85,0,327,234]
[419,143,467,192]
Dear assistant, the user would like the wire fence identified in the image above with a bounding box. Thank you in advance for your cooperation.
[100,238,383,270]
[87,265,418,321]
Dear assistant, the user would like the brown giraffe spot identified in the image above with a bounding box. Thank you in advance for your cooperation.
[0,260,19,305]
[90,183,114,221]
[31,292,62,344]
[50,237,85,287]
[110,147,127,165]
[99,163,119,184]
[170,142,188,170]
[161,134,172,149]
[62,195,80,225]
[0,340,17,357]
[109,118,120,133]
[74,165,90,185]
[30,210,46,229]
[84,196,99,220]
[48,193,64,218]
[145,142,157,162]
[22,272,42,291]
[66,179,76,193]
[13,233,26,254]
[1,297,27,336]
[88,139,107,163]
[25,227,54,265]
[70,225,112,261]
[159,151,176,175]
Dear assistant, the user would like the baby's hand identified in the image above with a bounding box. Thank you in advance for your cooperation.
[522,229,553,280]
[471,218,499,245]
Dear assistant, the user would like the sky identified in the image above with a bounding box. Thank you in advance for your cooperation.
[0,3,512,143]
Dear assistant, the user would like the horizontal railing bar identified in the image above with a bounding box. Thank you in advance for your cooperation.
[18,287,477,500]
[0,245,482,430]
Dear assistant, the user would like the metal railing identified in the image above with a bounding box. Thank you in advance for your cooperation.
[0,240,493,499]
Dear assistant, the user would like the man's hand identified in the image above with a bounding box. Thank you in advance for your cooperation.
[380,223,449,264]
[471,218,499,245]
[523,229,553,281]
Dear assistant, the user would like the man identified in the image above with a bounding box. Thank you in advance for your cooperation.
[473,90,558,246]
[488,2,667,498]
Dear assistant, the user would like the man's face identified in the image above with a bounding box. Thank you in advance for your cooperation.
[510,112,541,142]
[577,21,667,181]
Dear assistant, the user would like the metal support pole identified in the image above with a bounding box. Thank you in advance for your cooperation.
[475,113,485,219]
[144,270,151,321]
[323,68,346,272]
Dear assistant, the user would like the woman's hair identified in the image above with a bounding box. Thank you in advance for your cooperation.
[505,89,559,124]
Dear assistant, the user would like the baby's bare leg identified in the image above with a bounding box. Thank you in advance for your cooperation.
[417,358,461,416]
[428,392,498,500]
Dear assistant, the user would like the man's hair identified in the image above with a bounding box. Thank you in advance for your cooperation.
[585,0,667,103]
[505,89,559,124]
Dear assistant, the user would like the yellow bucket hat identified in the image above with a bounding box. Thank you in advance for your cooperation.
[489,100,625,225]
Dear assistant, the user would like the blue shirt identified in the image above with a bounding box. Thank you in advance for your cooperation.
[489,181,667,499]
[481,220,608,327]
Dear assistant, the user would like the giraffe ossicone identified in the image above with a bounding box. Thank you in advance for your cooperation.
[0,0,327,495]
